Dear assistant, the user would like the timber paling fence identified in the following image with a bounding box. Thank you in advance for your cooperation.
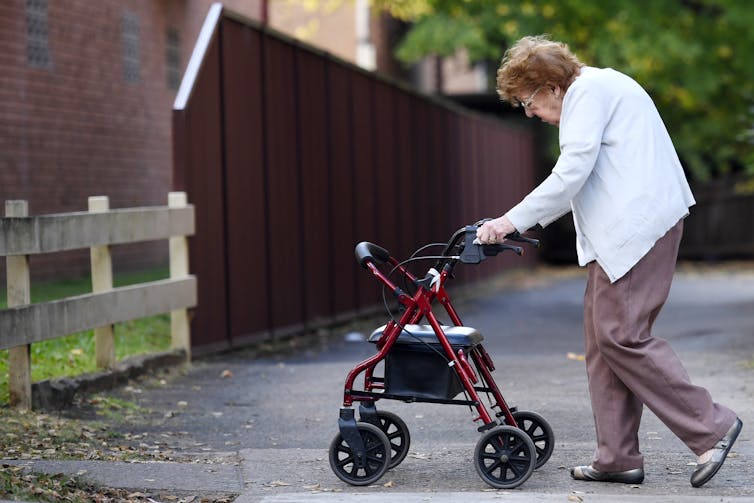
[173,4,537,353]
[0,192,196,408]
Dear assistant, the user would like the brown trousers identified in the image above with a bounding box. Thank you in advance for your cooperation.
[584,219,737,471]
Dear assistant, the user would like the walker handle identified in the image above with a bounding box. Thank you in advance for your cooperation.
[354,241,390,269]
[474,219,540,248]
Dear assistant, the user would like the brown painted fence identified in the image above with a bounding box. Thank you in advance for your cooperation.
[681,182,754,260]
[172,5,537,354]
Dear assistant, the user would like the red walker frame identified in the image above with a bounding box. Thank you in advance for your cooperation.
[330,224,551,490]
[343,244,518,430]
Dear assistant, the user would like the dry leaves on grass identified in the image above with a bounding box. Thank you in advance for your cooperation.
[0,408,236,502]
[0,466,234,503]
[0,408,174,462]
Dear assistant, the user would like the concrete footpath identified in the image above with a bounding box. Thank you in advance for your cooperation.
[3,264,754,502]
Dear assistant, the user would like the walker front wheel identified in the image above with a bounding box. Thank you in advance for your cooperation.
[474,425,536,489]
[511,410,554,469]
[329,422,391,486]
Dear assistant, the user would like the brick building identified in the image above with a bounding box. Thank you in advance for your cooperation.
[0,0,484,281]
[1,0,198,280]
[0,1,357,280]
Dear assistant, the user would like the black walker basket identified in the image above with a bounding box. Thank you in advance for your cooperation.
[368,324,483,400]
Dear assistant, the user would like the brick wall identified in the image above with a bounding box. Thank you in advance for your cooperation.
[0,0,403,283]
[0,0,202,281]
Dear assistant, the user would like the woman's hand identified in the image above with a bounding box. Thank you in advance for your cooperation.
[476,215,517,244]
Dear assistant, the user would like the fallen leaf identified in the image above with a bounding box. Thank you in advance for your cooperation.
[567,352,585,361]
[383,480,395,488]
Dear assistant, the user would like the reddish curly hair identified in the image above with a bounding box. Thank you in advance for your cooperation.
[496,35,584,106]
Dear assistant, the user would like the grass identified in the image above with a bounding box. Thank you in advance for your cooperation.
[0,267,172,405]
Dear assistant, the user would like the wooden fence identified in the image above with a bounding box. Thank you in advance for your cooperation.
[0,192,196,409]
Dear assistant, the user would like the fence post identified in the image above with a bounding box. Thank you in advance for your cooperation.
[5,200,32,409]
[169,192,191,361]
[89,196,116,369]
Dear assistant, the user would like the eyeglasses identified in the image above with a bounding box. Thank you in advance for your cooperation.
[518,85,544,109]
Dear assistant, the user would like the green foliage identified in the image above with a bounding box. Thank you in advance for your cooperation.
[375,0,754,180]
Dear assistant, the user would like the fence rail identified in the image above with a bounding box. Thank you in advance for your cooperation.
[0,277,196,349]
[0,207,194,255]
[1,192,196,408]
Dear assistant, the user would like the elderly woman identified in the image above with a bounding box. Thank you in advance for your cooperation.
[477,35,741,488]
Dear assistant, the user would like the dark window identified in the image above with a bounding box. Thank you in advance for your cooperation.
[26,0,52,69]
[122,10,141,83]
[166,26,181,90]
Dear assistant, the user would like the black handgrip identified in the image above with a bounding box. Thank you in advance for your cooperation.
[354,241,391,269]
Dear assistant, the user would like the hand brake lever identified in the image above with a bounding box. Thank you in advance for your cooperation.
[506,231,540,248]
[484,243,523,256]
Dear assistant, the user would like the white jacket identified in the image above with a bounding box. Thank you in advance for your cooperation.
[505,66,695,282]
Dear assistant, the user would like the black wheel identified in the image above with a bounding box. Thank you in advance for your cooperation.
[375,410,410,469]
[329,422,391,486]
[474,425,536,489]
[511,410,554,469]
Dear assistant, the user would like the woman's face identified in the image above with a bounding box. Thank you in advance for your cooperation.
[516,85,563,126]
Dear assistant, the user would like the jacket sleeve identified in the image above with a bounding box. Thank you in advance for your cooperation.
[505,85,610,232]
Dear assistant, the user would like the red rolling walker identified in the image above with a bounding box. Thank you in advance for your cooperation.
[329,222,555,489]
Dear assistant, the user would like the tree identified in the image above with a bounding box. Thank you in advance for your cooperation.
[374,0,754,183]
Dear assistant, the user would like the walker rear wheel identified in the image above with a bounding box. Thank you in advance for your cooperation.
[374,410,410,469]
[511,410,554,469]
[329,422,391,486]
[474,425,536,489]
